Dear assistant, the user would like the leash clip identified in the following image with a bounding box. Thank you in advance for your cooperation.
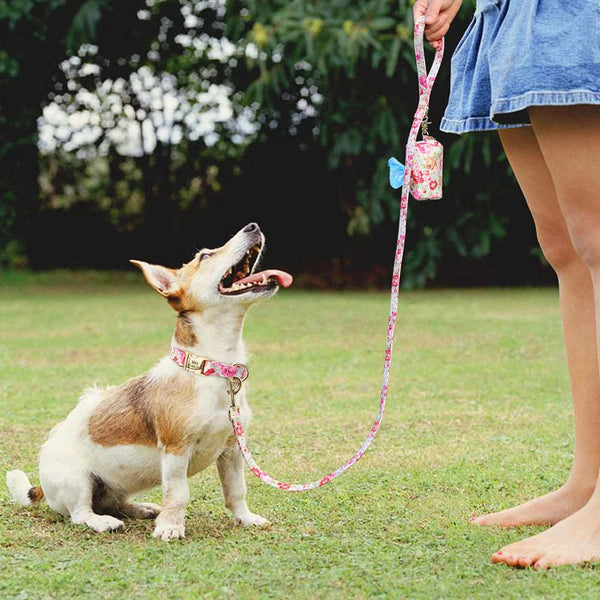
[421,106,430,136]
[228,405,240,422]
[227,376,243,421]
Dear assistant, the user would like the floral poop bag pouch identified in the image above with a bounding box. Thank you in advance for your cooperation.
[388,17,444,201]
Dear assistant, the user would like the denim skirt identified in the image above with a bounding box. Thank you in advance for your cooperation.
[440,0,600,133]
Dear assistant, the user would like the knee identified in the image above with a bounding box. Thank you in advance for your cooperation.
[536,226,581,273]
[553,177,600,268]
[564,216,600,269]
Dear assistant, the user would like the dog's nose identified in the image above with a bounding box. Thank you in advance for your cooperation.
[243,223,260,234]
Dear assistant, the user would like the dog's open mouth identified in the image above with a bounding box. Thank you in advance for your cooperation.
[218,244,293,296]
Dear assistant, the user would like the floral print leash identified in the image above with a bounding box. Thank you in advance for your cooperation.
[228,17,444,492]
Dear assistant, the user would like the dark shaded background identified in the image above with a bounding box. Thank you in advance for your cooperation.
[1,1,552,289]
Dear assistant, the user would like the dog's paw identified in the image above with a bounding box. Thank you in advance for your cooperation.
[85,514,124,533]
[233,512,271,528]
[152,522,185,541]
[122,502,162,519]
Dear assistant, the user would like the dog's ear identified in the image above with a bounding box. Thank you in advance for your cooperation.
[130,260,181,298]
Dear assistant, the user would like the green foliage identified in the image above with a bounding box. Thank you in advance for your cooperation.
[2,0,546,286]
[218,0,530,287]
[65,0,107,52]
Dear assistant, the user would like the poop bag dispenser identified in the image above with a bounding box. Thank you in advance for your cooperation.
[410,134,443,200]
[388,16,444,201]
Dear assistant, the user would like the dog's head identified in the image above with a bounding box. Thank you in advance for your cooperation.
[131,223,292,313]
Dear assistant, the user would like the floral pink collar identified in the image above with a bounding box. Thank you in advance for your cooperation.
[169,345,249,381]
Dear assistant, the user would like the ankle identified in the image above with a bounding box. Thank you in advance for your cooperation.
[560,479,596,502]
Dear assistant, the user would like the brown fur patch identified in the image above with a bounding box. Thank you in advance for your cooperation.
[28,486,45,504]
[89,375,157,448]
[166,260,203,313]
[154,379,198,455]
[88,373,197,453]
[174,312,197,346]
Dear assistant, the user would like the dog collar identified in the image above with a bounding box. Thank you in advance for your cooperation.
[169,345,249,381]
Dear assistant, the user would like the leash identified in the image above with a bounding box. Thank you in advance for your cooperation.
[172,17,444,491]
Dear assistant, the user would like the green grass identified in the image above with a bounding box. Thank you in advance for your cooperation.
[0,272,595,599]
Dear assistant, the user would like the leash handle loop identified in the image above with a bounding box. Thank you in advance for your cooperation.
[414,17,444,100]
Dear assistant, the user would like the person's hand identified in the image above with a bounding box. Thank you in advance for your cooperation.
[412,0,463,49]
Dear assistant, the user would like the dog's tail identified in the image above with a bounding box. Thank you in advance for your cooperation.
[6,470,45,507]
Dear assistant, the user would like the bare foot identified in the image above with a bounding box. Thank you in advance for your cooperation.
[470,484,594,528]
[491,498,600,568]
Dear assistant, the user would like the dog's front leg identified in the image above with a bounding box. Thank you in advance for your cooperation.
[153,450,190,541]
[217,446,270,527]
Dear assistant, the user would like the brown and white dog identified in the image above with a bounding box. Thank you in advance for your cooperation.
[6,223,292,540]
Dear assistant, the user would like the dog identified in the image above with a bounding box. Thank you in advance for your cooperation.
[6,223,292,540]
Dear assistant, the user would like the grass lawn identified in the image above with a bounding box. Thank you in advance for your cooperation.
[0,271,595,599]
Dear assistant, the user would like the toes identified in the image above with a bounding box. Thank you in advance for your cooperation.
[85,514,124,533]
[469,514,495,526]
[233,513,271,527]
[491,536,555,569]
[120,503,159,519]
[491,551,518,566]
[517,553,541,568]
[517,555,530,568]
[469,512,516,529]
[152,522,185,541]
[134,502,162,519]
[492,544,541,568]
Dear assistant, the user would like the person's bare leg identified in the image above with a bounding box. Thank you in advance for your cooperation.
[472,124,600,527]
[491,105,600,568]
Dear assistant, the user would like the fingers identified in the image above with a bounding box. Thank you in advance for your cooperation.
[413,0,459,47]
[412,0,429,20]
[427,23,449,45]
[425,12,449,42]
[425,0,445,24]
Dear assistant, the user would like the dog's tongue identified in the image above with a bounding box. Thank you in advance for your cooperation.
[239,269,293,288]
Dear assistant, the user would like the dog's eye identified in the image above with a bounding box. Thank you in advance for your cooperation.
[198,252,213,262]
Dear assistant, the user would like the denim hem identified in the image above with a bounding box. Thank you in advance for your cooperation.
[440,115,528,135]
[441,90,600,134]
[492,90,600,119]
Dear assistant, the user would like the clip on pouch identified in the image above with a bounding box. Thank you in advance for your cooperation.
[411,132,443,200]
[388,17,444,201]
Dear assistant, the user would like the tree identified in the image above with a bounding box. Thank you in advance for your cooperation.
[4,0,546,286]
[218,0,540,286]
[1,0,89,263]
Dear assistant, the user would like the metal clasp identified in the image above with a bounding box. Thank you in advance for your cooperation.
[226,363,248,423]
[227,376,242,422]
[421,106,430,137]
[228,405,240,423]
